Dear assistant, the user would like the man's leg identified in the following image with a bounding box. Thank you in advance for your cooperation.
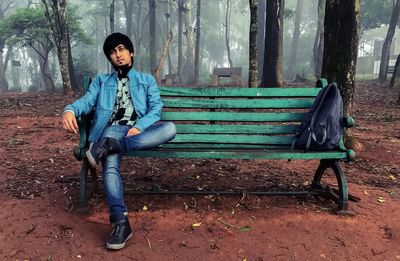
[119,121,177,153]
[99,125,132,250]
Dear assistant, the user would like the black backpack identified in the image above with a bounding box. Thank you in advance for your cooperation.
[292,82,343,151]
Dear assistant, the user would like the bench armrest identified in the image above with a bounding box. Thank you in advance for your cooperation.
[73,113,93,160]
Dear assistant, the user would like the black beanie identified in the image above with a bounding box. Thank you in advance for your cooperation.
[103,32,134,60]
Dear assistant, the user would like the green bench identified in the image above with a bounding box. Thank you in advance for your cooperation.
[74,78,355,213]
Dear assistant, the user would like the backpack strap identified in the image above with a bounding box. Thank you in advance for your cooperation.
[305,82,335,151]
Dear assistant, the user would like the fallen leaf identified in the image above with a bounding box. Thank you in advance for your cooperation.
[389,175,396,180]
[49,158,54,164]
[377,197,385,203]
[142,205,149,211]
[238,225,252,232]
[364,190,370,195]
[192,222,202,227]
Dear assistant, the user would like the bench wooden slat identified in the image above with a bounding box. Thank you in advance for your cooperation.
[159,143,288,149]
[159,87,321,97]
[175,124,297,134]
[161,112,306,122]
[170,134,293,145]
[162,98,314,109]
[126,150,349,160]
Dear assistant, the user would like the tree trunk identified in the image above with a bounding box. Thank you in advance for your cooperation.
[149,0,157,71]
[389,52,400,89]
[42,0,73,95]
[248,0,258,88]
[10,50,20,91]
[0,51,9,93]
[193,0,201,84]
[133,0,144,69]
[166,0,173,74]
[182,0,195,83]
[260,0,284,87]
[313,0,325,79]
[178,0,183,83]
[225,0,233,68]
[378,0,400,81]
[257,0,265,81]
[322,0,360,116]
[154,32,173,84]
[287,0,303,80]
[397,89,400,104]
[67,28,78,92]
[123,0,134,40]
[37,46,55,93]
[110,0,115,33]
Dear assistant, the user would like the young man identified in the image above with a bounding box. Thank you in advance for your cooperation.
[62,32,176,250]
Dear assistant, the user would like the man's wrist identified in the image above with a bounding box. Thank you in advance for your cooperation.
[63,110,75,116]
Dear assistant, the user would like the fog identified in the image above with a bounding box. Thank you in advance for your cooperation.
[0,0,398,92]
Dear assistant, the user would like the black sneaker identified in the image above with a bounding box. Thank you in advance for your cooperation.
[86,137,121,168]
[107,217,133,250]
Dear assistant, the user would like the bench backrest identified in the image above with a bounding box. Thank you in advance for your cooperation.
[159,80,327,150]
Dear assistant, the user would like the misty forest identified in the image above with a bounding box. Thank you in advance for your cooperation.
[0,1,398,99]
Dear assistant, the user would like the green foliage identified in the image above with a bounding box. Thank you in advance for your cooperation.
[0,7,50,47]
[361,0,393,32]
[66,4,93,46]
[0,5,92,48]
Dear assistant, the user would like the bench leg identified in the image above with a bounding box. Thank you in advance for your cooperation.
[78,158,98,210]
[79,158,90,208]
[311,159,349,212]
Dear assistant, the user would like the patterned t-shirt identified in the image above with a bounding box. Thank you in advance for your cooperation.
[109,77,137,126]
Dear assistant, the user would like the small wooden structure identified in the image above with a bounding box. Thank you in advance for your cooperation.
[162,73,178,85]
[211,67,242,86]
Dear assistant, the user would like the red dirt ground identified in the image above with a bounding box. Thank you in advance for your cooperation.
[0,81,399,260]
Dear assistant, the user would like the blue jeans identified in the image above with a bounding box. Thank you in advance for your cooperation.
[99,121,176,216]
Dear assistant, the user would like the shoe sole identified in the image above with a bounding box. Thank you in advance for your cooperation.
[106,233,132,250]
[85,150,97,168]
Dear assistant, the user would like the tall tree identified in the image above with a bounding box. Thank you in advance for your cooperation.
[182,0,195,82]
[389,52,400,89]
[248,0,258,87]
[177,0,183,83]
[42,0,75,95]
[122,0,134,41]
[109,0,115,33]
[0,0,14,93]
[322,0,360,116]
[287,0,303,80]
[166,0,173,75]
[257,0,265,80]
[378,0,400,81]
[225,0,233,68]
[149,0,157,71]
[193,0,201,84]
[313,0,325,79]
[260,0,284,87]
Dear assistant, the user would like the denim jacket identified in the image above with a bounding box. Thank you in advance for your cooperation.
[64,68,163,143]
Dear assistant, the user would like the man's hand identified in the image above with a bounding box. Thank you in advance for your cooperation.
[62,111,78,134]
[127,127,141,136]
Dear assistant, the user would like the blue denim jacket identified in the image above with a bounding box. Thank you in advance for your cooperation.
[65,68,163,143]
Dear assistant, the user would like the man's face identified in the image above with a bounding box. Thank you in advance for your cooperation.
[109,44,133,67]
